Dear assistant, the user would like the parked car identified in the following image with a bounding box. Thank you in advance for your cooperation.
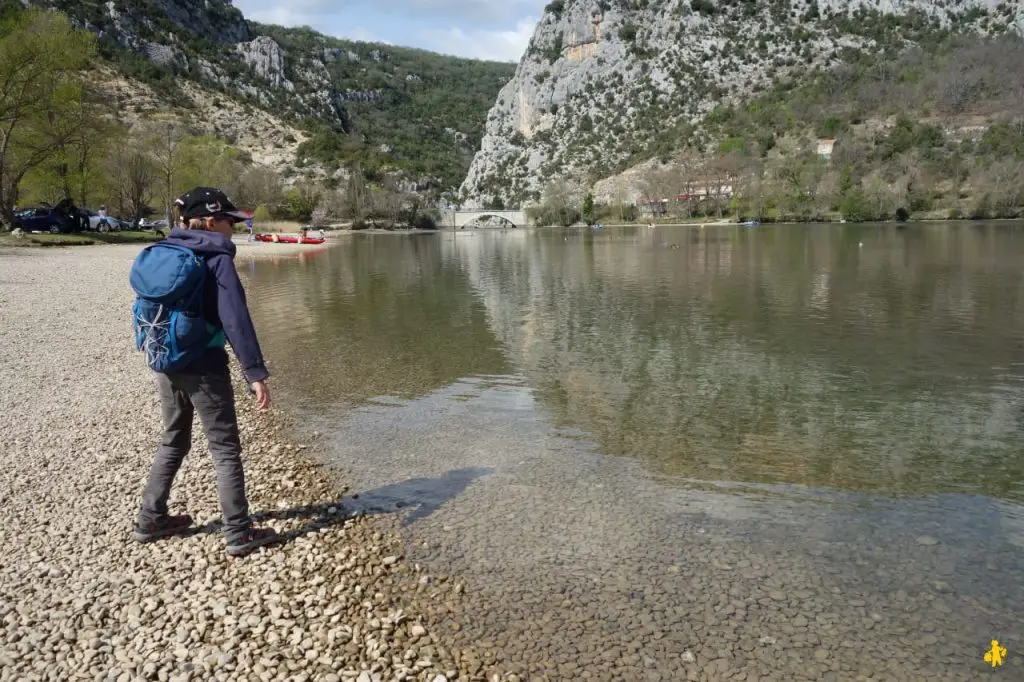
[79,208,121,232]
[138,218,169,234]
[14,207,73,234]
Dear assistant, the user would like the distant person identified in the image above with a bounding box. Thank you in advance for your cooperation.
[245,217,254,242]
[130,186,281,558]
[97,205,111,231]
[298,227,308,244]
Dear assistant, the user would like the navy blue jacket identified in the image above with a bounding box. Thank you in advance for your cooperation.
[163,229,270,383]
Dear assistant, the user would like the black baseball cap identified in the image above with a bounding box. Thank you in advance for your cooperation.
[176,187,248,223]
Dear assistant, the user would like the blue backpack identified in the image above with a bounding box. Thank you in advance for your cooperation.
[130,243,214,373]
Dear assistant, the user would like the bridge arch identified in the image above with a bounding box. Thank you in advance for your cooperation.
[440,208,528,229]
[461,213,519,229]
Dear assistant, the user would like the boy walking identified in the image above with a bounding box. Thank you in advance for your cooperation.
[132,187,280,557]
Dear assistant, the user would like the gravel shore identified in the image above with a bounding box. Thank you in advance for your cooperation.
[0,245,486,682]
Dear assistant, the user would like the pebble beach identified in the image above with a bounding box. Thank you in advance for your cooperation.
[0,244,484,682]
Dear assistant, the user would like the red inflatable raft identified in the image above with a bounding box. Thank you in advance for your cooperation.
[254,233,326,245]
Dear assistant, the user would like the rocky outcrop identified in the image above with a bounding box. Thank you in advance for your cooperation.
[339,89,384,102]
[150,0,250,43]
[460,0,1024,207]
[23,0,513,188]
[141,42,187,71]
[236,36,294,91]
[29,0,250,45]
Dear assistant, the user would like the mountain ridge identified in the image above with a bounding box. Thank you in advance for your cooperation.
[17,0,515,190]
[459,0,1024,208]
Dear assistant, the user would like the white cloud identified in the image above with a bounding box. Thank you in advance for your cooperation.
[237,0,539,26]
[396,0,539,22]
[345,27,388,44]
[417,17,537,62]
[234,0,538,60]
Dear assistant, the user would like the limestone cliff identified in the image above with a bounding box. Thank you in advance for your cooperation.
[20,0,514,187]
[460,0,1024,207]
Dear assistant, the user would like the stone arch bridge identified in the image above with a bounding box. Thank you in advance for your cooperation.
[439,209,528,229]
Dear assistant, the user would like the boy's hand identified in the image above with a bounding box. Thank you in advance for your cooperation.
[251,380,271,410]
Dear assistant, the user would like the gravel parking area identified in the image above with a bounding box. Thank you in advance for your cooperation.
[0,245,485,682]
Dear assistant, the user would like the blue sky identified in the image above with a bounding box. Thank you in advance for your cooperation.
[234,0,542,62]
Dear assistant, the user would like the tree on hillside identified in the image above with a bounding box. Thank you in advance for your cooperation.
[20,86,111,209]
[675,149,705,217]
[107,141,156,221]
[176,134,245,195]
[815,170,842,213]
[229,166,284,212]
[0,10,98,229]
[538,178,580,226]
[582,191,595,225]
[282,180,321,223]
[146,123,186,225]
[49,87,110,208]
[641,166,680,202]
[707,150,744,218]
[733,158,767,220]
[862,170,895,219]
[343,165,368,226]
[979,158,1024,217]
[364,176,412,228]
[611,184,633,223]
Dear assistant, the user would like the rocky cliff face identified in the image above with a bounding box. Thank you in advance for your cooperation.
[29,0,351,125]
[25,0,513,187]
[460,0,1024,207]
[35,0,250,45]
[236,36,293,91]
[152,0,250,43]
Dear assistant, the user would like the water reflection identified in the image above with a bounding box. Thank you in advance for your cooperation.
[246,234,508,408]
[245,225,1024,679]
[247,225,1024,502]
[444,224,1024,500]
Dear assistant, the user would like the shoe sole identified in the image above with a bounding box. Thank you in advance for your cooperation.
[226,534,283,558]
[133,526,191,543]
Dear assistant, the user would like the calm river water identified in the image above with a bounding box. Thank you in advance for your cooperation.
[245,223,1024,681]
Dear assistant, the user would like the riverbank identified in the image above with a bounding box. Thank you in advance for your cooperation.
[588,216,1024,228]
[0,245,491,681]
[0,230,163,248]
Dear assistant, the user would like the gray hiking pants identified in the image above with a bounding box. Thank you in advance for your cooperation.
[137,372,252,542]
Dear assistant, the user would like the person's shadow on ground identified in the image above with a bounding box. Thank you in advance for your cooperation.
[191,467,493,543]
[343,467,493,523]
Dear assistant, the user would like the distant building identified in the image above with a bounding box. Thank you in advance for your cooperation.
[637,178,735,216]
[677,179,734,202]
[817,138,837,161]
[638,196,668,217]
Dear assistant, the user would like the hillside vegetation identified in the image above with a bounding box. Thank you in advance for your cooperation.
[0,9,455,232]
[254,25,515,188]
[18,0,515,191]
[632,31,1024,222]
[463,0,1024,221]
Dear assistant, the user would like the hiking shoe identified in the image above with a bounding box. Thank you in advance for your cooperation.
[133,514,193,543]
[226,527,283,557]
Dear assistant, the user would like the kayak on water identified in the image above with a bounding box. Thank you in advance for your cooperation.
[254,233,326,245]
